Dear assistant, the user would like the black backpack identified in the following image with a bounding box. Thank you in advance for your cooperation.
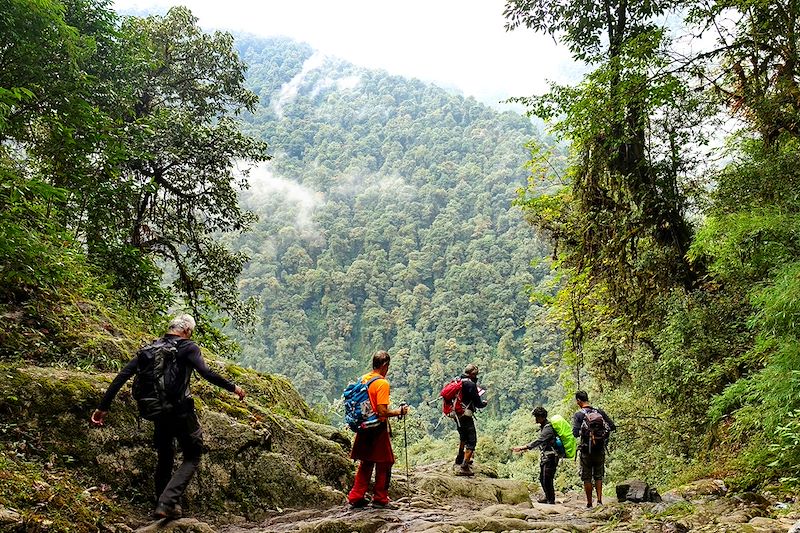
[131,337,182,420]
[580,407,611,451]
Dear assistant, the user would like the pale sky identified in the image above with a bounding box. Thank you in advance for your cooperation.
[112,0,580,109]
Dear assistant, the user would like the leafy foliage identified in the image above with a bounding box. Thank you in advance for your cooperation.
[1,1,267,341]
[506,0,800,490]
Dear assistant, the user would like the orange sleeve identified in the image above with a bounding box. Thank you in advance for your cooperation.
[370,378,390,408]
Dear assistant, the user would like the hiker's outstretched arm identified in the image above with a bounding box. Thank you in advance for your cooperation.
[97,356,139,411]
[524,424,554,451]
[185,345,237,393]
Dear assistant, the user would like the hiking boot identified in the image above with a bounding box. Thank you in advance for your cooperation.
[456,464,474,476]
[537,498,550,504]
[348,498,370,509]
[371,501,399,510]
[152,503,181,520]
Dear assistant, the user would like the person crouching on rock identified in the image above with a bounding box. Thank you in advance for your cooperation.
[90,314,246,520]
[347,350,408,510]
[512,406,559,504]
[454,363,487,476]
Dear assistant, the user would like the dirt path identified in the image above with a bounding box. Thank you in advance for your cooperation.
[218,493,601,533]
[132,467,799,533]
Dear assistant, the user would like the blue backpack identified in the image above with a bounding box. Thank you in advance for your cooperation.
[343,376,382,432]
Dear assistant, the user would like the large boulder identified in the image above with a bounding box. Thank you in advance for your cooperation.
[0,365,353,519]
[616,479,662,503]
[664,478,727,501]
[411,463,533,505]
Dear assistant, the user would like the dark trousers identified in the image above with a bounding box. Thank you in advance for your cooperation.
[455,415,477,450]
[153,407,204,507]
[540,453,559,504]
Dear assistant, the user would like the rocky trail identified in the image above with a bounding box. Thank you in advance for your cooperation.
[133,463,800,533]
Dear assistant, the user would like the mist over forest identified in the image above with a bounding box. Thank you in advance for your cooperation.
[226,36,563,427]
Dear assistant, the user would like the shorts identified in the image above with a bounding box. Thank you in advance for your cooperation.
[579,448,605,482]
[456,415,477,450]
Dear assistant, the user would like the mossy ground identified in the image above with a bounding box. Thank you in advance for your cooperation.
[0,448,143,532]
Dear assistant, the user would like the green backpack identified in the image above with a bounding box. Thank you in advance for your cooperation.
[550,415,577,459]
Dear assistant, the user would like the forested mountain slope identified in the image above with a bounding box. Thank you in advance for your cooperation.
[228,36,562,422]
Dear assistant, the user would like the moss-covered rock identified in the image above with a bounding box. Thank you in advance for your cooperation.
[0,364,353,529]
[413,470,533,505]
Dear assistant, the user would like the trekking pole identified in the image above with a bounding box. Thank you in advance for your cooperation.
[400,402,410,500]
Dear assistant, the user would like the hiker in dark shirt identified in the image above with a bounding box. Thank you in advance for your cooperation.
[571,390,616,508]
[454,363,487,476]
[512,406,559,504]
[90,314,245,520]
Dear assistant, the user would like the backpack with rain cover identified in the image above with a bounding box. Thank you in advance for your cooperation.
[131,337,181,420]
[439,377,465,418]
[550,414,577,459]
[343,376,382,432]
[580,407,611,452]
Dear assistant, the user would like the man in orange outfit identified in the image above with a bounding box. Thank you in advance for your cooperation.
[347,350,409,509]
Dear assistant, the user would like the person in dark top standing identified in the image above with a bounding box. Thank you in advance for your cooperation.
[571,390,616,508]
[90,314,246,519]
[512,406,560,504]
[454,363,487,476]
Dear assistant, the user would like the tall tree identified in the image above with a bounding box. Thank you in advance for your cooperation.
[505,0,710,379]
[1,1,268,332]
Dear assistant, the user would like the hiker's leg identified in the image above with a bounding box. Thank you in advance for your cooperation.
[579,450,593,506]
[152,417,177,503]
[461,417,477,464]
[542,455,557,504]
[455,420,467,464]
[538,459,547,501]
[158,410,204,509]
[455,442,465,465]
[372,462,392,504]
[463,449,474,464]
[594,450,605,504]
[348,461,375,504]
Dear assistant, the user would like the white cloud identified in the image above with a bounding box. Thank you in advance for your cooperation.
[273,51,328,118]
[240,163,323,232]
[113,0,579,110]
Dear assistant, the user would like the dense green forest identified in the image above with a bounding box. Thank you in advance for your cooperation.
[503,0,800,490]
[226,37,562,425]
[3,0,800,501]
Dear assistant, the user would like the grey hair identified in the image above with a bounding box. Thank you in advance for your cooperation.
[464,363,479,376]
[168,314,196,334]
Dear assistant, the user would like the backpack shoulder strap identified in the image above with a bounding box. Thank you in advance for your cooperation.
[365,375,383,387]
[363,375,384,413]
